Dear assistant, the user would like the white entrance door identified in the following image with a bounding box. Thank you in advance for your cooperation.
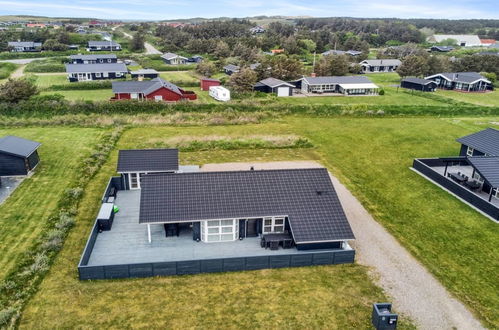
[277,87,289,97]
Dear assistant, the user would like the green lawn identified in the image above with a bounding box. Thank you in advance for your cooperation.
[40,89,114,101]
[436,89,499,107]
[0,127,106,281]
[159,70,199,82]
[19,124,414,329]
[0,62,18,79]
[32,74,69,88]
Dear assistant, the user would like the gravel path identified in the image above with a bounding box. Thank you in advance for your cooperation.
[201,161,484,329]
[10,64,26,78]
[122,30,161,55]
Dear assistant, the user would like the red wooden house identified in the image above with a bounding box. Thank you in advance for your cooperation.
[111,78,196,102]
[200,78,221,91]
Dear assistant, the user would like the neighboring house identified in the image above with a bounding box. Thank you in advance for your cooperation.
[117,149,179,190]
[427,34,481,47]
[188,55,203,63]
[299,76,379,95]
[254,77,295,96]
[322,49,363,56]
[68,44,79,50]
[456,128,499,157]
[412,128,499,222]
[111,78,197,102]
[430,45,454,52]
[223,64,240,75]
[250,26,265,34]
[161,53,188,65]
[359,59,401,73]
[0,136,41,176]
[400,77,438,92]
[7,41,42,52]
[87,40,121,51]
[424,72,492,92]
[130,69,159,80]
[200,78,220,91]
[69,54,117,64]
[65,63,128,82]
[480,39,496,46]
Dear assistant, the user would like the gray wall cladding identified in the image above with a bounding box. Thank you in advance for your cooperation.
[78,250,355,280]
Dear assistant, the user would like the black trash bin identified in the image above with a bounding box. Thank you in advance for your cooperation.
[372,303,398,330]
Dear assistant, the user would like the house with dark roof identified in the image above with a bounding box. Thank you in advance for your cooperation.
[430,45,454,52]
[359,59,401,73]
[130,69,159,80]
[87,40,121,51]
[254,77,295,96]
[69,54,117,64]
[188,55,203,63]
[7,41,42,52]
[424,72,492,92]
[400,77,438,92]
[77,160,356,280]
[223,64,240,75]
[117,149,179,190]
[0,136,41,176]
[161,52,188,65]
[65,63,128,82]
[298,76,379,95]
[412,128,499,222]
[111,78,197,101]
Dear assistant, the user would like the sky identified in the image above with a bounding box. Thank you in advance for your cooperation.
[1,0,498,20]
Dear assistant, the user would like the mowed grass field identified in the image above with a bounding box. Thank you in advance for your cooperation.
[436,89,499,107]
[40,89,114,101]
[19,117,499,329]
[159,70,199,82]
[0,127,106,280]
[18,124,413,329]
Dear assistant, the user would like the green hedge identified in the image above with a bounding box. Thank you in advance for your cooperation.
[0,62,18,79]
[1,98,498,118]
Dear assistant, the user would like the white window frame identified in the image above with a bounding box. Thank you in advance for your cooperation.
[201,219,238,243]
[466,146,474,157]
[262,216,285,234]
[131,93,139,99]
[154,95,163,101]
[128,172,149,189]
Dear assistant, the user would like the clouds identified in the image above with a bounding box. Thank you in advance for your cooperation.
[1,0,498,20]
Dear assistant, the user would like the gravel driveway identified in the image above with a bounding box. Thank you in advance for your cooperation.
[201,161,484,329]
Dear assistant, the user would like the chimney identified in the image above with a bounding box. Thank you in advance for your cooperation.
[250,166,254,171]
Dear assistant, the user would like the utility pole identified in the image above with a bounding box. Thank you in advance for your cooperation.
[312,51,316,74]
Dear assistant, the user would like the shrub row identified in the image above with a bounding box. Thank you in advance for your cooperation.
[1,98,498,118]
[45,80,113,91]
[0,128,124,328]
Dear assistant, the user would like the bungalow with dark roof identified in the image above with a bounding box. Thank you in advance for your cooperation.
[130,69,159,80]
[7,41,42,52]
[299,76,379,95]
[161,52,188,65]
[424,72,492,92]
[87,40,121,51]
[400,77,438,92]
[77,158,356,279]
[254,77,295,96]
[69,54,117,64]
[0,136,41,176]
[359,59,401,73]
[111,78,196,101]
[223,64,240,75]
[65,63,128,82]
[412,128,499,222]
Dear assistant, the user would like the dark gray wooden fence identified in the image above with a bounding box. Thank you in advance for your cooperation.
[413,158,499,221]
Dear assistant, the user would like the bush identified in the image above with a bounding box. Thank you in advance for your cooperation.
[0,63,18,79]
[0,79,39,103]
[378,89,385,95]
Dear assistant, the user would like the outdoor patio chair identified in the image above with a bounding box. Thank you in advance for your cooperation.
[283,239,294,249]
[269,240,279,250]
[260,237,266,248]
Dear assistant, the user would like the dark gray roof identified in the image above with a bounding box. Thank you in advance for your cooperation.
[431,46,454,51]
[117,149,179,173]
[69,54,117,60]
[112,78,182,95]
[401,77,437,85]
[0,136,41,158]
[139,168,355,244]
[467,157,499,187]
[322,49,362,56]
[223,64,240,72]
[360,59,401,66]
[88,40,120,47]
[161,52,187,60]
[130,69,159,75]
[303,75,373,85]
[65,63,127,73]
[457,128,499,156]
[256,77,295,88]
[425,72,490,84]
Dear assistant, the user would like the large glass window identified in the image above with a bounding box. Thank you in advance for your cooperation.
[263,217,285,233]
[201,219,238,242]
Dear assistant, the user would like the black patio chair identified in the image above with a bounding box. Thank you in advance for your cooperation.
[283,239,294,249]
[269,240,279,250]
[260,237,266,248]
